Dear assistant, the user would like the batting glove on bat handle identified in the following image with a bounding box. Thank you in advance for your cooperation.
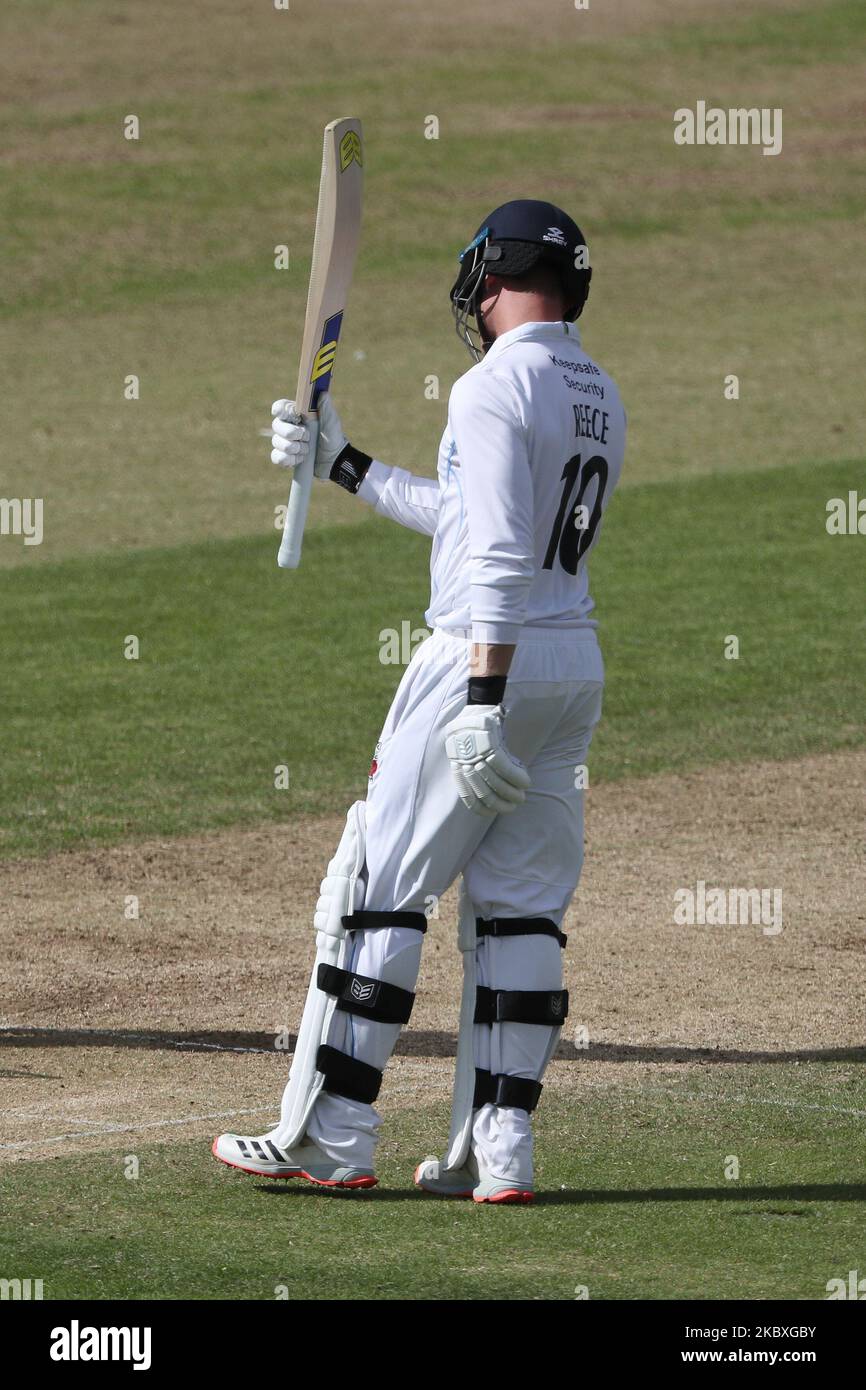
[444,704,531,818]
[270,392,348,480]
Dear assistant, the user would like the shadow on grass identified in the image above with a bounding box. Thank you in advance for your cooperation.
[3,1027,865,1066]
[252,1181,866,1206]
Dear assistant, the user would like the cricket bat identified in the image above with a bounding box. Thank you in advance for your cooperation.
[277,117,364,569]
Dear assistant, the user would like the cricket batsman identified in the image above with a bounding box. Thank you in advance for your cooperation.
[214,200,626,1202]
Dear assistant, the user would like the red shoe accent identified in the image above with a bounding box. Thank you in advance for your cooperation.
[297,1169,377,1189]
[473,1188,534,1205]
[211,1139,376,1189]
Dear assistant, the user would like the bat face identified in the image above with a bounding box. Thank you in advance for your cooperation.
[339,129,362,171]
[278,117,363,569]
[295,117,364,415]
[308,309,344,411]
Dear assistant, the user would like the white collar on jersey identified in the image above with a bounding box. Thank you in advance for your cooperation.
[483,319,582,364]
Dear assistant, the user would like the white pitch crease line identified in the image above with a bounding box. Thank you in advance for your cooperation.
[0,1105,276,1152]
[5,1092,862,1154]
[0,1027,274,1055]
[43,1116,114,1131]
[0,1109,118,1128]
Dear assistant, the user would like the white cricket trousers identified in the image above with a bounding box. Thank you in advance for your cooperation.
[307,625,604,1177]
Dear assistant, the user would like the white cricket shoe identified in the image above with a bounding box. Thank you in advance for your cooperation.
[413,1154,534,1205]
[212,1131,377,1190]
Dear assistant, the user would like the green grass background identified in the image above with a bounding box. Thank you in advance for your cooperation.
[1,0,864,1303]
[2,1074,863,1300]
[1,0,865,563]
[1,457,864,858]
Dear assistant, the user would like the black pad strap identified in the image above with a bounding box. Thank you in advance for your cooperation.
[316,1045,382,1104]
[342,910,428,934]
[476,916,567,949]
[475,986,569,1025]
[474,1068,543,1113]
[317,964,415,1025]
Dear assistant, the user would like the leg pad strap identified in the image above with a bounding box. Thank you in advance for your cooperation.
[317,963,415,1025]
[474,1068,543,1113]
[341,910,428,933]
[316,1044,382,1104]
[476,916,567,949]
[475,986,569,1025]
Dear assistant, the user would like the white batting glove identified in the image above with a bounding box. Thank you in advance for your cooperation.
[314,871,365,938]
[313,800,366,938]
[270,392,348,479]
[444,705,531,818]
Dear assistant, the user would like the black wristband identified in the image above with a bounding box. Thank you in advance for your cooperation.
[330,441,374,494]
[467,675,507,706]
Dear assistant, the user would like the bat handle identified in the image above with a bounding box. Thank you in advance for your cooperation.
[277,413,320,569]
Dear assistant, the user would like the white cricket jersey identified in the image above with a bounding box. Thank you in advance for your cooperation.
[358,320,626,645]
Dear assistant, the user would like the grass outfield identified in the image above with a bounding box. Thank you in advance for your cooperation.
[2,456,864,859]
[1,0,864,564]
[1,1071,863,1300]
[2,0,864,1309]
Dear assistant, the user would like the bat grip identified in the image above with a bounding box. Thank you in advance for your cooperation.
[277,413,320,569]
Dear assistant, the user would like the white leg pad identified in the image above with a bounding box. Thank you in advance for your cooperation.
[442,895,566,1181]
[272,800,366,1151]
[306,922,424,1169]
[442,880,478,1172]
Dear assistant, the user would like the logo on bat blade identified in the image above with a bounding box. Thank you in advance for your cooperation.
[339,130,363,170]
[309,310,344,405]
